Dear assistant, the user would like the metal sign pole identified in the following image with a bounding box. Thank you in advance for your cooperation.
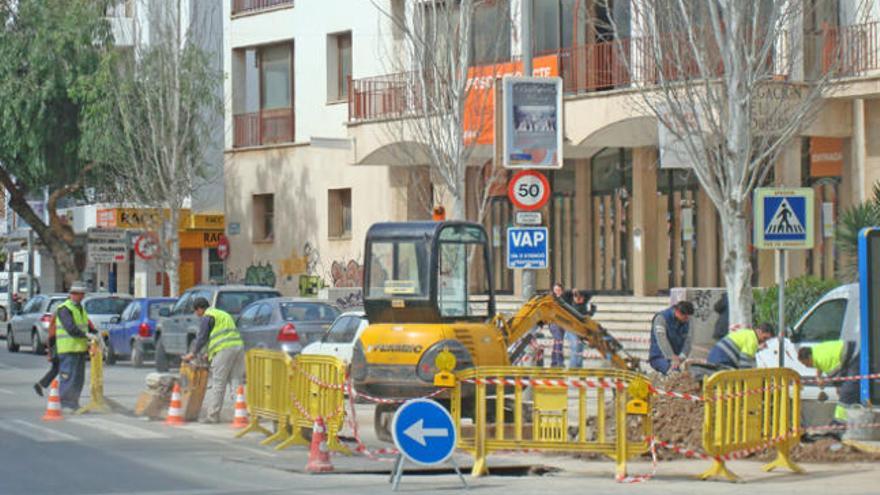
[521,0,535,300]
[777,249,786,368]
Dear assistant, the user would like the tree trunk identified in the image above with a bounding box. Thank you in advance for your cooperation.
[0,170,81,288]
[721,205,753,327]
[448,169,468,221]
[167,210,181,297]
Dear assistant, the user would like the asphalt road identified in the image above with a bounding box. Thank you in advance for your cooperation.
[1,342,879,495]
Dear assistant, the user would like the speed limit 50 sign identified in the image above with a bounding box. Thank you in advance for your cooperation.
[508,170,550,211]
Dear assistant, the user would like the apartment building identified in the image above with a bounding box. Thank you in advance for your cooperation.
[225,0,880,297]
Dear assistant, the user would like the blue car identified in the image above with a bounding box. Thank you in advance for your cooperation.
[105,298,176,368]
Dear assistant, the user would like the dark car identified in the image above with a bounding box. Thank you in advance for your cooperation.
[105,298,176,367]
[154,284,281,371]
[238,298,340,355]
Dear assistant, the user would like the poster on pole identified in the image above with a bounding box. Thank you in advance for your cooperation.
[501,76,563,169]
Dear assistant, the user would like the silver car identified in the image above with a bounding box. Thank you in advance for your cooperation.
[83,293,134,337]
[238,298,340,355]
[5,294,67,354]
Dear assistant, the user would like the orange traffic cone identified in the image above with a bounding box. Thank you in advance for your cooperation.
[305,417,334,473]
[42,379,63,422]
[231,385,248,429]
[165,382,185,426]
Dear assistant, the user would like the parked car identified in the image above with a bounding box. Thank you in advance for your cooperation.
[757,283,860,401]
[84,293,134,336]
[104,298,176,367]
[238,298,340,355]
[5,293,67,354]
[155,285,281,371]
[301,311,368,365]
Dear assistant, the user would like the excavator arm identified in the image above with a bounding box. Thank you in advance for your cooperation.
[495,294,638,370]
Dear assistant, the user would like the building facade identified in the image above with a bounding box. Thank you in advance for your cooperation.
[224,0,880,297]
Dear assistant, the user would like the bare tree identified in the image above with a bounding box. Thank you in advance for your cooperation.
[600,0,867,325]
[369,0,510,222]
[81,0,221,296]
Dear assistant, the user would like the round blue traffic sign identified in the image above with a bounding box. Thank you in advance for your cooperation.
[391,399,457,466]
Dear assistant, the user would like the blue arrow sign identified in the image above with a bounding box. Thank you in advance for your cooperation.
[392,399,457,466]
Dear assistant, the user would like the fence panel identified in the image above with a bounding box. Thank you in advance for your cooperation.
[701,367,803,481]
[452,367,652,479]
[236,349,293,446]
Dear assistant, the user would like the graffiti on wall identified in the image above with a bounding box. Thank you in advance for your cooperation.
[244,262,277,288]
[330,259,363,288]
[336,289,364,309]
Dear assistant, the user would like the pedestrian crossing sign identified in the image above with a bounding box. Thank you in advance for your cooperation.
[754,188,814,249]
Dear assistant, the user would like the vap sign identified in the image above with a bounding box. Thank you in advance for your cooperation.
[506,227,548,269]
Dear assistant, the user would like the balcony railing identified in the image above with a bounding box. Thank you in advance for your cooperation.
[818,21,880,77]
[348,22,880,124]
[232,0,293,16]
[233,108,295,148]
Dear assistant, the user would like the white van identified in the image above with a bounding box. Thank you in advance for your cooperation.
[756,283,860,401]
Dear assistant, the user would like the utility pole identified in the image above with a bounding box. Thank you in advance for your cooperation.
[520,0,536,300]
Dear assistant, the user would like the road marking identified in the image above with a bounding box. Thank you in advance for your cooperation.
[68,417,168,439]
[0,388,14,394]
[0,419,80,442]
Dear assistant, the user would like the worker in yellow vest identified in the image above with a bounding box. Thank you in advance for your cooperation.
[55,282,98,410]
[706,323,775,369]
[182,297,245,424]
[798,340,860,423]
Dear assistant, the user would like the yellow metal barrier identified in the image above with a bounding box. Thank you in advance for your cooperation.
[236,349,294,446]
[452,367,652,478]
[276,354,350,454]
[701,367,803,481]
[78,340,120,414]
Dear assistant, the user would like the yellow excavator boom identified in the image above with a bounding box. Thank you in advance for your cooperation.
[495,294,637,370]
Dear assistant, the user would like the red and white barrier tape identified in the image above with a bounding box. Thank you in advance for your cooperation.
[652,431,795,462]
[804,372,880,384]
[352,387,445,404]
[616,436,658,484]
[805,421,880,433]
[341,380,399,461]
[462,376,626,392]
[289,360,347,391]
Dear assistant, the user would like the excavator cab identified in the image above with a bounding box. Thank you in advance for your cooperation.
[363,221,496,324]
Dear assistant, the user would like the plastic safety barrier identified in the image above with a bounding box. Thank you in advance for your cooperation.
[275,354,349,454]
[451,367,653,479]
[236,349,293,447]
[701,367,803,481]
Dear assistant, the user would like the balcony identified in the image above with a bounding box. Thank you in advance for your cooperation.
[232,0,294,16]
[818,21,880,77]
[348,73,422,123]
[232,108,295,148]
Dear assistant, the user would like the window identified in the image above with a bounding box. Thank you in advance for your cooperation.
[324,316,362,344]
[215,290,280,315]
[437,225,491,318]
[368,241,430,299]
[47,298,65,313]
[237,304,260,328]
[170,293,192,315]
[255,304,274,325]
[130,304,142,321]
[84,297,131,315]
[261,43,292,110]
[208,249,225,282]
[328,188,352,239]
[795,299,847,343]
[328,32,352,101]
[22,296,43,314]
[148,302,173,320]
[280,302,340,322]
[253,194,275,242]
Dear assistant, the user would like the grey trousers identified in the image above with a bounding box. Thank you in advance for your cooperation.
[204,346,245,421]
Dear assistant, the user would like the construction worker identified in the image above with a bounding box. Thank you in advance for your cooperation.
[55,282,97,410]
[182,297,245,424]
[648,301,695,374]
[797,340,860,423]
[706,323,775,369]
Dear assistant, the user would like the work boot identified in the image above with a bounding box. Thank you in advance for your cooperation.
[198,416,219,424]
[33,383,43,397]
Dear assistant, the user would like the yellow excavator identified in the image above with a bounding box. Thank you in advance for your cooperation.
[350,221,638,439]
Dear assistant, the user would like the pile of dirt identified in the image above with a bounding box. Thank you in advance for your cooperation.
[649,372,704,460]
[758,438,880,463]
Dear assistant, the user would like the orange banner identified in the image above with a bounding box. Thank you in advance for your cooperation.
[463,55,559,145]
[809,137,843,178]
